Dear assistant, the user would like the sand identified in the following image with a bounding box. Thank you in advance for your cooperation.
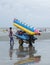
[0,39,50,65]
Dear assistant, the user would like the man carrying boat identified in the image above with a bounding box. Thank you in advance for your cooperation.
[9,27,14,49]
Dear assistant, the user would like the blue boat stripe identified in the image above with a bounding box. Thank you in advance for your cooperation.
[14,19,35,32]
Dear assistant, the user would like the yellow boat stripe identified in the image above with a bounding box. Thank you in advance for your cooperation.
[13,23,36,35]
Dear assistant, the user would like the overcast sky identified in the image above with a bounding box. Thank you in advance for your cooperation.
[0,0,50,27]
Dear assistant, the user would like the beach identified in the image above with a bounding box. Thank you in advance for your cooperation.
[0,29,50,65]
[0,0,50,64]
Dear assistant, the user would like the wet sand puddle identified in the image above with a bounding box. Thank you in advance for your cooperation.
[9,42,41,65]
[1,39,50,65]
[7,40,50,65]
[0,41,41,65]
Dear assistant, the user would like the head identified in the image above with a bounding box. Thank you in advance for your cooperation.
[9,27,12,30]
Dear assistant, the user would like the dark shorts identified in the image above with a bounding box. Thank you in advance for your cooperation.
[10,37,13,40]
[10,37,14,43]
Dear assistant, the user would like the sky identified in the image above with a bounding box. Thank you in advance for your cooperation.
[0,0,50,28]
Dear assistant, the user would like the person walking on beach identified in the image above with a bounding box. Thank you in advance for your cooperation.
[9,27,14,49]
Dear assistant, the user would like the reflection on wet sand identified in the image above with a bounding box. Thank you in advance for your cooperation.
[9,48,13,60]
[14,45,41,65]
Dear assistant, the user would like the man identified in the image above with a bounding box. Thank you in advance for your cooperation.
[9,27,14,49]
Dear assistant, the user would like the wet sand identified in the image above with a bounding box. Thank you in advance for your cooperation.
[0,31,50,65]
[0,39,50,65]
